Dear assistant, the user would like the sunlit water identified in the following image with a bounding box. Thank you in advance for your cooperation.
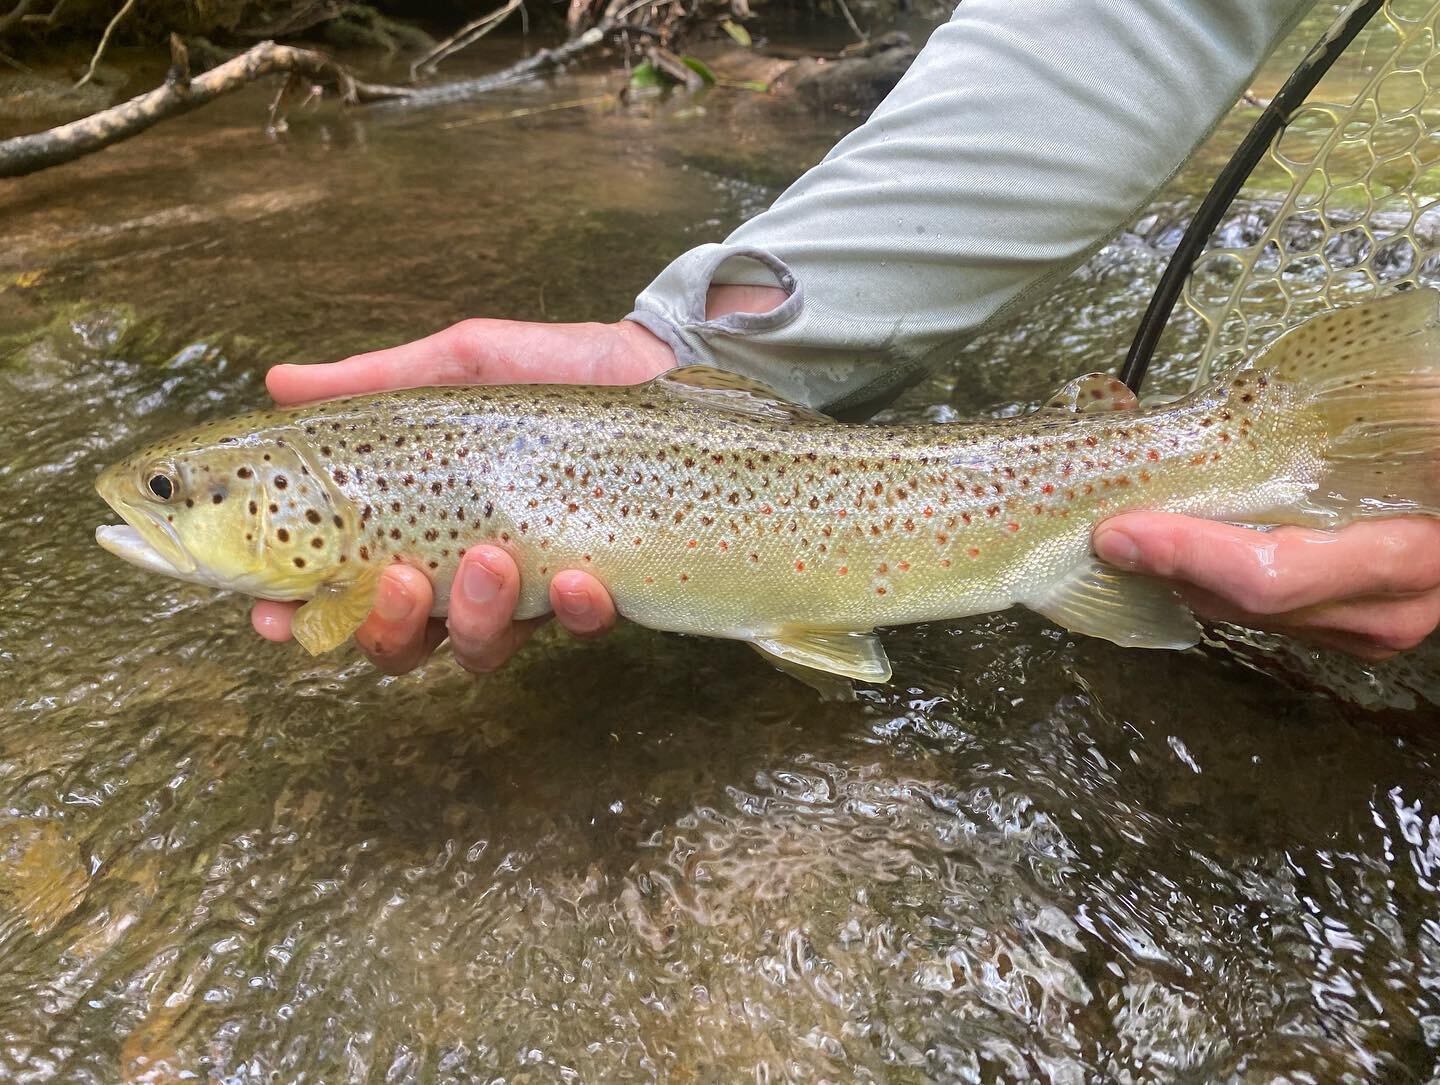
[1,24,1439,1083]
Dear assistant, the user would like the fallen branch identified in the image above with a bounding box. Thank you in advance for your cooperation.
[72,0,137,89]
[0,40,412,178]
[409,0,523,80]
[399,22,610,103]
[0,0,34,38]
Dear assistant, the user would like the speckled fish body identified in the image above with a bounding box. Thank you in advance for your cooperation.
[96,291,1440,685]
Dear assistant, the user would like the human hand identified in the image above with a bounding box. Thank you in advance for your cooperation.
[250,316,675,674]
[1093,513,1440,661]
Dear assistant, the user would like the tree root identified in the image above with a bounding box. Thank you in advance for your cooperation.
[0,39,413,179]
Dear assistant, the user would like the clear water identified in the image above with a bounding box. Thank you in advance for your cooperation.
[1,29,1438,1084]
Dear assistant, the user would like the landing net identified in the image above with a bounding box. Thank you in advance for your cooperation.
[1162,0,1440,710]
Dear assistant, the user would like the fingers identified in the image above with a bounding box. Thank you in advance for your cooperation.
[1184,584,1440,658]
[266,319,675,407]
[446,546,547,673]
[252,600,299,641]
[1094,513,1440,616]
[549,569,617,638]
[267,323,500,406]
[354,563,444,675]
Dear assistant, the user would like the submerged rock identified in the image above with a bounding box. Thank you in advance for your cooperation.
[782,31,917,117]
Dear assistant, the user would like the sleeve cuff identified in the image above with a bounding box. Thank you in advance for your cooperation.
[625,243,802,366]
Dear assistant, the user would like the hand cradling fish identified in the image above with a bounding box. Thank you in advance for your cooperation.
[96,290,1440,689]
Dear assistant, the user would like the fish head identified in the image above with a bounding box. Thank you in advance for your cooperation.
[95,415,349,600]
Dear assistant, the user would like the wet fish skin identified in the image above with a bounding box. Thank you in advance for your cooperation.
[96,290,1440,683]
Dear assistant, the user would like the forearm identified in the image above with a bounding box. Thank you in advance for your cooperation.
[628,0,1316,414]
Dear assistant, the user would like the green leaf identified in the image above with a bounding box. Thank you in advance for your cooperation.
[629,60,662,88]
[680,55,717,84]
[720,19,752,47]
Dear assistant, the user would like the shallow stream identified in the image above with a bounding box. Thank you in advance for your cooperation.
[2,19,1439,1083]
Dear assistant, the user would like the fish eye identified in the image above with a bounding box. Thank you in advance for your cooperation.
[145,469,177,502]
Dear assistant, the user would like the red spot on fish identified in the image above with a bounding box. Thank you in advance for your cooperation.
[1147,449,1161,462]
[838,566,848,575]
[1007,522,1019,532]
[940,559,952,568]
[875,587,887,596]
[795,561,805,572]
[967,547,980,558]
[897,561,910,572]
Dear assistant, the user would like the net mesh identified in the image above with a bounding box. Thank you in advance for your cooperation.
[1179,0,1440,382]
[1166,0,1440,710]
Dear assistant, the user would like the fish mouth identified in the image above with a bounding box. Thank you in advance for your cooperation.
[94,477,197,579]
[95,522,196,578]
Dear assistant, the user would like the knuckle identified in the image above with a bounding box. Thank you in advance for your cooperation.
[359,641,419,675]
[446,605,502,646]
[453,643,510,674]
[1367,606,1439,654]
[1243,564,1299,615]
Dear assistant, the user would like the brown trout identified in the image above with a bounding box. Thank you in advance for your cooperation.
[96,291,1440,686]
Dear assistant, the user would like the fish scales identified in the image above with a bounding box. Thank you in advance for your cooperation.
[290,379,1304,630]
[95,291,1440,687]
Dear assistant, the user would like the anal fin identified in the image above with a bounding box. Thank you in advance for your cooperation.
[291,568,382,655]
[1027,559,1201,650]
[750,628,892,685]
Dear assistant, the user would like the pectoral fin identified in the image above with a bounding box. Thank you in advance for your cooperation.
[291,569,382,655]
[750,628,892,684]
[1027,560,1201,650]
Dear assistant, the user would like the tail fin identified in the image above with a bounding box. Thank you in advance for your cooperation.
[1253,288,1440,525]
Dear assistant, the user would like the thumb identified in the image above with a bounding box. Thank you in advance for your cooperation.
[1096,512,1440,615]
[1092,512,1291,613]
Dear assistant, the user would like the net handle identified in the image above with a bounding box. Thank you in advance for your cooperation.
[1118,0,1386,394]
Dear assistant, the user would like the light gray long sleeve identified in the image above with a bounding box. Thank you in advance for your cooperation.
[627,0,1315,415]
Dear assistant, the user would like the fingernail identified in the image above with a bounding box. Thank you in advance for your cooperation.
[462,557,503,605]
[1095,527,1141,570]
[555,589,591,620]
[374,577,414,622]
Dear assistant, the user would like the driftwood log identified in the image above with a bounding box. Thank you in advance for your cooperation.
[0,23,621,179]
[0,40,412,179]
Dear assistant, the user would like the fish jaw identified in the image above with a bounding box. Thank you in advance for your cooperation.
[94,464,202,581]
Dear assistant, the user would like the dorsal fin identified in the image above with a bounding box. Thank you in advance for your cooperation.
[1036,373,1139,415]
[647,366,832,423]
